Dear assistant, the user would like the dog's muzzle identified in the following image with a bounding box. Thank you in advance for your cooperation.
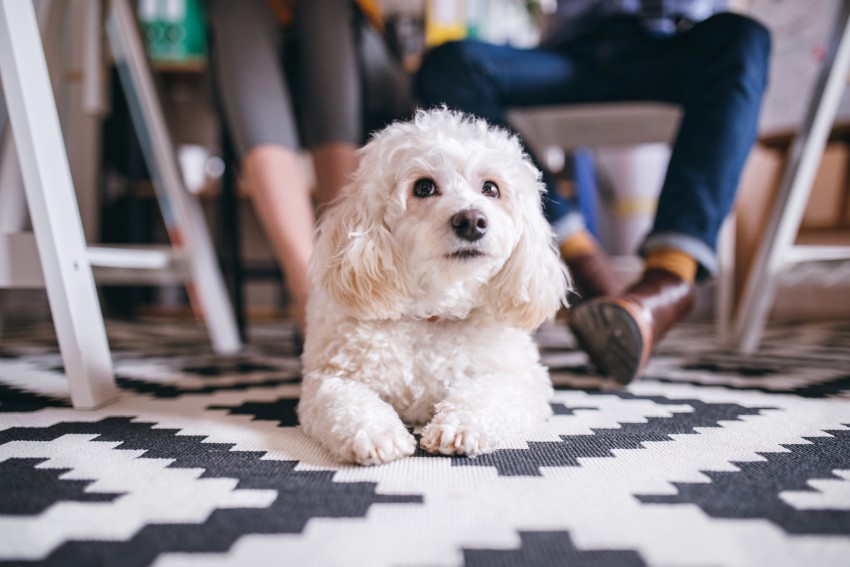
[451,208,488,242]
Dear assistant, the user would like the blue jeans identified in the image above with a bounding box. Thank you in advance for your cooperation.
[415,13,771,280]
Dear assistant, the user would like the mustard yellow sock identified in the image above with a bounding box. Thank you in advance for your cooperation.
[644,248,698,284]
[558,230,599,261]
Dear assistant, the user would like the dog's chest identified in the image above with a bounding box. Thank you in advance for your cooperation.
[361,320,498,418]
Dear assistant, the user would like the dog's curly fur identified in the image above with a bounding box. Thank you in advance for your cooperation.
[298,108,571,465]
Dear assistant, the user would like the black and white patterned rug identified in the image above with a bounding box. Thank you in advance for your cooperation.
[1,318,849,566]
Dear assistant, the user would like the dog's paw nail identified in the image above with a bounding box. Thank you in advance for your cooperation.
[421,422,488,457]
[347,427,415,466]
[458,431,481,454]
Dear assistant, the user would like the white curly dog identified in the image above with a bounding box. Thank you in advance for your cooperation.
[298,108,570,465]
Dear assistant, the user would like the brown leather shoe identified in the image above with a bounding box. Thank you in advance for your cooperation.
[564,250,627,305]
[568,269,695,385]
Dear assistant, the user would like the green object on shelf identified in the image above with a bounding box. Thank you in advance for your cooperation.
[137,0,207,67]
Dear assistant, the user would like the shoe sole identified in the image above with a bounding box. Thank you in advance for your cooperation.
[568,299,651,386]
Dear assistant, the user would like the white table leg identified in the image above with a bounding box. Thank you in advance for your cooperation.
[0,0,116,408]
[735,0,850,353]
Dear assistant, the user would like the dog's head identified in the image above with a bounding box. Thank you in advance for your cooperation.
[312,108,570,330]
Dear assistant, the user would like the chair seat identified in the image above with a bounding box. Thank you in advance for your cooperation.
[507,102,682,153]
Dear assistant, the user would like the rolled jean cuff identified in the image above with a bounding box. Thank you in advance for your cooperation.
[640,232,717,281]
[552,212,587,243]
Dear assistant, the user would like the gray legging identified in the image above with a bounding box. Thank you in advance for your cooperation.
[207,0,412,158]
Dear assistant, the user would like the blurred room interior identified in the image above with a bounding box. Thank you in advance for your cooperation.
[2,0,850,349]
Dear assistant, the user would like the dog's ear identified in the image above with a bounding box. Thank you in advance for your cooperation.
[487,172,571,331]
[312,156,410,321]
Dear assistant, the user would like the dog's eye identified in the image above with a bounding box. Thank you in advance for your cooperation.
[482,180,500,198]
[413,178,438,198]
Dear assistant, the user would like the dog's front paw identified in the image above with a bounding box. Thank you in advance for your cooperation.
[420,417,494,457]
[341,425,416,466]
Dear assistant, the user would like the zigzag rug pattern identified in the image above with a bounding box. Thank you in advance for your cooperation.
[0,320,848,566]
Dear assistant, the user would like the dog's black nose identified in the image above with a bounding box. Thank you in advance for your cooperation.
[451,209,488,242]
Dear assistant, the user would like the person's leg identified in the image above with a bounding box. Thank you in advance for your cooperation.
[643,13,771,279]
[309,142,358,207]
[208,0,314,329]
[570,13,771,383]
[241,146,314,326]
[294,0,363,207]
[584,13,771,279]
